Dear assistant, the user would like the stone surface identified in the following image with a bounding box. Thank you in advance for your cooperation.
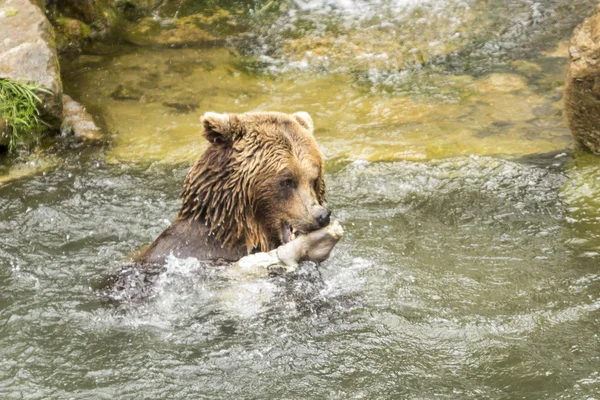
[0,153,59,186]
[473,73,528,94]
[542,40,570,58]
[54,16,92,55]
[117,0,163,20]
[122,13,232,47]
[0,0,63,129]
[55,0,118,32]
[61,94,102,140]
[564,6,600,154]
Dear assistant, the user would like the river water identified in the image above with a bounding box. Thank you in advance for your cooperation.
[1,0,600,398]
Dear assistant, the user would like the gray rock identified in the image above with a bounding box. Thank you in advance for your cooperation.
[61,94,101,140]
[564,5,600,154]
[0,0,63,129]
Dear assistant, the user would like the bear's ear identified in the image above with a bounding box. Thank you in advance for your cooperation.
[201,112,233,145]
[292,111,314,132]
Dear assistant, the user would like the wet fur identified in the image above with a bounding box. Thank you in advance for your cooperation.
[138,111,327,264]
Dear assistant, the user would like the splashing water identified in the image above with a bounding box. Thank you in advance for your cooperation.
[2,0,600,398]
[1,153,600,397]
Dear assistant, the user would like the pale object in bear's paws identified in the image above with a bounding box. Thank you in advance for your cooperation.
[234,221,344,276]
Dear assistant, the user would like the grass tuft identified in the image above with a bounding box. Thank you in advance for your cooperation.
[0,78,51,153]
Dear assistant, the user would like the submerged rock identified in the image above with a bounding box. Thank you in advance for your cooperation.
[61,94,102,140]
[542,40,570,58]
[564,5,600,154]
[110,83,143,101]
[510,60,543,75]
[122,13,233,47]
[0,152,59,186]
[473,73,528,94]
[0,0,62,129]
[162,101,198,113]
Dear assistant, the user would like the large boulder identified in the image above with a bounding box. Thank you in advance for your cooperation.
[564,5,600,154]
[0,0,63,130]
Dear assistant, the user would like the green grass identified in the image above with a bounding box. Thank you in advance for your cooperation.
[0,78,51,153]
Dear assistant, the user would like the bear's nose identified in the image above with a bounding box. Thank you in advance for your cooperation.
[316,208,331,228]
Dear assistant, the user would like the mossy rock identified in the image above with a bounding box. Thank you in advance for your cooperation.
[56,17,92,39]
[53,0,123,37]
[56,0,110,25]
[54,16,92,54]
[0,0,63,131]
[121,10,243,47]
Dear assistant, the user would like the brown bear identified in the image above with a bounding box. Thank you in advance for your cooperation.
[137,111,335,265]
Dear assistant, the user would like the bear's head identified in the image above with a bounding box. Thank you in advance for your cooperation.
[179,111,330,253]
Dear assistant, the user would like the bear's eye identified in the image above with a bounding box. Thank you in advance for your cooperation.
[280,178,296,189]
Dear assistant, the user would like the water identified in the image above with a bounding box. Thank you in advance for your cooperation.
[60,45,572,164]
[58,1,595,164]
[2,0,600,398]
[1,154,599,398]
